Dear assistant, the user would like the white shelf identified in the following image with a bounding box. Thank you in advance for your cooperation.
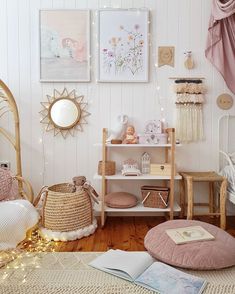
[94,201,181,214]
[94,172,182,180]
[94,143,182,148]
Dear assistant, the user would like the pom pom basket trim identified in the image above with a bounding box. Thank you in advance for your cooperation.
[39,219,98,241]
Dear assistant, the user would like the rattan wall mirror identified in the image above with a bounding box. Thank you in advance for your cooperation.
[40,88,90,138]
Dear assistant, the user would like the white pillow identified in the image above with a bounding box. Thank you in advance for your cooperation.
[220,165,235,193]
[0,199,39,250]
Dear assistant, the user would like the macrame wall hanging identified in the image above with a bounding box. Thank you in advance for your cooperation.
[172,78,206,143]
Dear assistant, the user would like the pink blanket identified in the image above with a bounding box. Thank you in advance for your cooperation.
[205,0,235,94]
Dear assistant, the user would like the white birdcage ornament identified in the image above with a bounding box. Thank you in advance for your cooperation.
[141,152,151,174]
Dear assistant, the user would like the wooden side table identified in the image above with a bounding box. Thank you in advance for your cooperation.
[180,172,227,230]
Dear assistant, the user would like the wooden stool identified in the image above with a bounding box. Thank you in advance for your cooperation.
[180,172,227,230]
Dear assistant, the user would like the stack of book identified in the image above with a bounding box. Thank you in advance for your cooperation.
[166,225,215,245]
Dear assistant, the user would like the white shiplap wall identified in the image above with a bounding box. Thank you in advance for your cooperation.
[0,0,234,213]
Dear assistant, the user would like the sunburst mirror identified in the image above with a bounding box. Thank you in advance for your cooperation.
[40,88,90,138]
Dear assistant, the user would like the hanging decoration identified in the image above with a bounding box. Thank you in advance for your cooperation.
[205,0,235,94]
[184,51,194,70]
[216,93,233,110]
[173,79,206,143]
[158,46,175,67]
[40,88,90,138]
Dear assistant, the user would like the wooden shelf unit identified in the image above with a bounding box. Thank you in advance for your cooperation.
[94,173,182,180]
[94,201,181,215]
[96,128,181,227]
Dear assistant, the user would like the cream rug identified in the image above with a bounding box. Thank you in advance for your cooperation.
[0,252,234,294]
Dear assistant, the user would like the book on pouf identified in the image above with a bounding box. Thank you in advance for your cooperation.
[166,225,215,245]
[89,249,207,294]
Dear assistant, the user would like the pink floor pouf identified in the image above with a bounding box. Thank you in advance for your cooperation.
[144,220,235,270]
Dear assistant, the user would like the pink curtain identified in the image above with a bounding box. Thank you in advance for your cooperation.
[205,0,235,94]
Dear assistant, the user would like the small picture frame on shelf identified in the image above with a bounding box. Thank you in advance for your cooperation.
[144,120,163,134]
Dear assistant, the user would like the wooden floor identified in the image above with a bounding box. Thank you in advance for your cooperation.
[48,216,235,252]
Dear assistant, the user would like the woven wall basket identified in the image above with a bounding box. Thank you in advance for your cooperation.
[42,183,93,232]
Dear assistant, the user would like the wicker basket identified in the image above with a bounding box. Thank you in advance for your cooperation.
[98,161,116,175]
[42,183,93,232]
[141,186,170,208]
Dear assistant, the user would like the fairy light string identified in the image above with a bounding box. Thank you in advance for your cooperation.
[0,228,59,284]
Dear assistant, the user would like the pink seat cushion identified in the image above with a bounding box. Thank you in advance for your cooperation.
[105,192,138,208]
[144,220,235,270]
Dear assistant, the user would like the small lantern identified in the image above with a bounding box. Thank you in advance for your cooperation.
[141,152,151,174]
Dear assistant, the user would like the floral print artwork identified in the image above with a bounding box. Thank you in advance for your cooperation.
[99,10,149,82]
[102,24,144,76]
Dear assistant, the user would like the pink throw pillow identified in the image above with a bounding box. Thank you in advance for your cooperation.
[0,168,13,201]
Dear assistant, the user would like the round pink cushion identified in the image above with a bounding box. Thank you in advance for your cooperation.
[144,220,235,270]
[105,192,137,208]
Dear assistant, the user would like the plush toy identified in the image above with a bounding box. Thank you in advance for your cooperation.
[106,114,128,143]
[122,125,138,144]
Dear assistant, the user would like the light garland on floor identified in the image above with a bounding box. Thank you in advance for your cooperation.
[20,228,59,253]
[0,249,40,285]
[0,228,59,285]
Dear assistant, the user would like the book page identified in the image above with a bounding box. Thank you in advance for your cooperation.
[89,249,155,281]
[135,262,207,294]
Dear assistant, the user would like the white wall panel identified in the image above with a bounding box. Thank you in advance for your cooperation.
[0,0,234,214]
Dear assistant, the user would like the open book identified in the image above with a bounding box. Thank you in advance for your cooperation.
[166,226,215,245]
[89,249,207,294]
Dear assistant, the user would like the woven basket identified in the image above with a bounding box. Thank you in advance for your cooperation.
[42,183,93,232]
[98,161,116,175]
[141,186,169,208]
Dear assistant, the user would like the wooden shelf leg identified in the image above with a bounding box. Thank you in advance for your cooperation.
[169,128,175,220]
[220,178,227,230]
[209,182,214,214]
[101,128,107,228]
[186,177,193,220]
[179,179,185,218]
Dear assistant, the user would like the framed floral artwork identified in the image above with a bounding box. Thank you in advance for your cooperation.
[98,9,149,82]
[39,10,90,82]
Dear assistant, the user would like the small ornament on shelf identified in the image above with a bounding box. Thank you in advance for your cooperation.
[121,159,141,176]
[141,152,151,174]
[138,120,168,144]
[144,120,163,134]
[122,125,138,144]
[106,114,128,143]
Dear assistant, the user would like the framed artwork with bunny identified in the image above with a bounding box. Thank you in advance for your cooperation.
[39,9,90,82]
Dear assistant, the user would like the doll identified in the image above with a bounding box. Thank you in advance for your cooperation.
[122,125,138,144]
